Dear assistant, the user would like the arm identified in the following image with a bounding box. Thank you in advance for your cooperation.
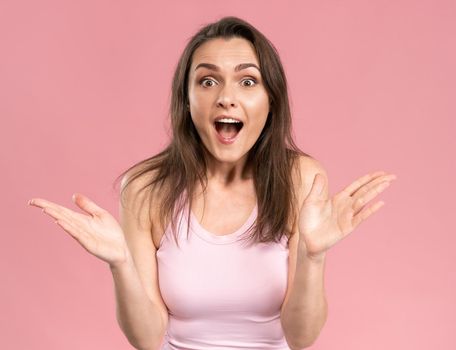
[28,182,165,349]
[110,253,166,350]
[112,170,168,350]
[280,246,328,349]
[281,157,396,348]
[281,156,329,349]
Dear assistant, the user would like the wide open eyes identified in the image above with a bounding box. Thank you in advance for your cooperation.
[198,77,258,88]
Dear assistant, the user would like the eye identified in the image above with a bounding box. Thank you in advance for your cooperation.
[241,78,257,87]
[199,78,217,87]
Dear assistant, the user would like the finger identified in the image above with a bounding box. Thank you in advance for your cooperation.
[72,193,105,217]
[351,174,396,199]
[55,219,91,249]
[29,198,86,221]
[341,171,387,197]
[29,198,62,210]
[352,179,393,213]
[42,206,74,223]
[55,218,91,248]
[352,200,385,229]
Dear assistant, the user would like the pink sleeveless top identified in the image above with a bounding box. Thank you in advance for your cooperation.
[156,199,291,349]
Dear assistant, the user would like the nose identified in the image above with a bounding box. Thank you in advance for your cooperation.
[216,84,237,109]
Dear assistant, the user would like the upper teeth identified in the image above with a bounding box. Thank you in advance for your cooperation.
[216,118,241,123]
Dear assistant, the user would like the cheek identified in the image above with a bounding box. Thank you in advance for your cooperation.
[246,98,269,135]
[191,88,215,106]
[244,91,269,111]
[190,114,205,131]
[245,94,269,125]
[250,118,268,136]
[189,95,210,124]
[188,84,203,110]
[190,111,212,139]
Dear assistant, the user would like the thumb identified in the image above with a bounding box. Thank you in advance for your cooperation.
[72,193,105,217]
[306,173,325,201]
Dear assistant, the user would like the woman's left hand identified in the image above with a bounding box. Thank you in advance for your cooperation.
[298,171,397,261]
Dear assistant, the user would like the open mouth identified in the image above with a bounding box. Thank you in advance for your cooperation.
[214,121,244,139]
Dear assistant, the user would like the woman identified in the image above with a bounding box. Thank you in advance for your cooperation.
[28,16,396,350]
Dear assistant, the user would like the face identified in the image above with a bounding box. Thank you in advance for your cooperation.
[187,37,270,165]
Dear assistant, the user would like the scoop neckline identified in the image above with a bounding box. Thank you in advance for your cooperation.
[189,203,258,244]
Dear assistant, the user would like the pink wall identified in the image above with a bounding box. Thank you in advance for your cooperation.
[2,0,454,349]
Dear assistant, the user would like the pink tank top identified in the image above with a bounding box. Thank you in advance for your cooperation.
[156,199,291,349]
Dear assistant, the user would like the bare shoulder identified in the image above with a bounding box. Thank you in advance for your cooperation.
[120,167,156,219]
[120,166,164,249]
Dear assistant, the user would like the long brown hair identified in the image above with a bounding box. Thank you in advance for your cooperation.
[114,16,311,248]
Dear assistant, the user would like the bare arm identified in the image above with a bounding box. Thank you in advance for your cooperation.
[112,170,168,350]
[110,251,165,350]
[281,156,329,349]
[280,247,328,349]
[28,169,167,349]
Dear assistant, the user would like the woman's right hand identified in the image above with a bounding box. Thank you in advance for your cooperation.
[28,193,130,268]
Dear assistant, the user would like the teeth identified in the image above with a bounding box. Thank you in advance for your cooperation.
[215,118,242,123]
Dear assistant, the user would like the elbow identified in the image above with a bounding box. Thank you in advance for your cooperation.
[284,303,328,349]
[125,338,157,350]
[288,339,316,350]
[133,340,163,350]
[129,336,164,350]
[135,346,159,350]
[116,312,166,350]
[120,327,164,350]
[286,323,326,350]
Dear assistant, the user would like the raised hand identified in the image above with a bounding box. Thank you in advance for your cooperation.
[298,171,397,261]
[28,193,129,268]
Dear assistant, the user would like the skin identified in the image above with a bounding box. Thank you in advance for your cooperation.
[298,170,397,261]
[187,37,270,186]
[27,36,396,348]
[27,36,397,271]
[280,168,396,347]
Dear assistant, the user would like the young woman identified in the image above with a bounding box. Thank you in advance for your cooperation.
[28,16,396,350]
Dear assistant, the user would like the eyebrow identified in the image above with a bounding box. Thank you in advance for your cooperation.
[194,62,261,73]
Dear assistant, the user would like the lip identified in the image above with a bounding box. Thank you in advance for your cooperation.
[213,121,244,145]
[213,114,244,123]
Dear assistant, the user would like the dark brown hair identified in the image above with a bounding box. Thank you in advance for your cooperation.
[113,16,311,248]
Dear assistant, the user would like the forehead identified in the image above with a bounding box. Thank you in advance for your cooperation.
[190,37,259,69]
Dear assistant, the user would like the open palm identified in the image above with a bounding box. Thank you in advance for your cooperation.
[298,171,397,260]
[28,193,129,267]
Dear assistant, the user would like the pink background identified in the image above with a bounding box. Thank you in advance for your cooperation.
[2,0,455,349]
